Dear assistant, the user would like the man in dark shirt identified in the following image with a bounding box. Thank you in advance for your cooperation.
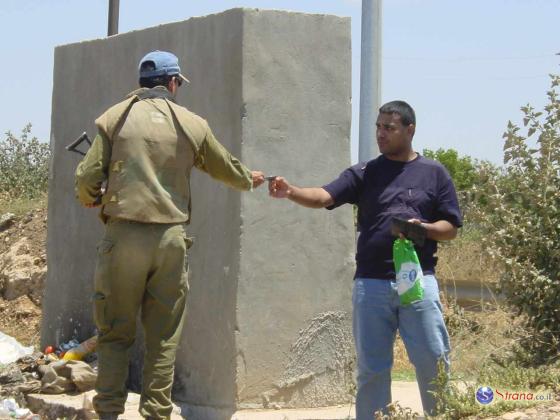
[268,101,462,418]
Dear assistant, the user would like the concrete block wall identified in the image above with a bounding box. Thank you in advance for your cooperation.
[43,9,354,417]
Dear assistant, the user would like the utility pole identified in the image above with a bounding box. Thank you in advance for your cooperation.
[107,0,120,36]
[359,0,382,162]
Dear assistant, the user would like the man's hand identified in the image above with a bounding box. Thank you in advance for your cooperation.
[268,176,291,199]
[407,218,423,226]
[407,218,458,241]
[252,171,265,188]
[268,177,334,208]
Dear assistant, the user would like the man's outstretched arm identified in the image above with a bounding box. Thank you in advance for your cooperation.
[268,177,334,209]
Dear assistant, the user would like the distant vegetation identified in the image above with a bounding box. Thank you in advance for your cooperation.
[0,124,49,201]
[424,75,560,418]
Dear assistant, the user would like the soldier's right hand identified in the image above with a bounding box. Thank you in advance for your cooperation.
[268,176,291,199]
[251,171,265,188]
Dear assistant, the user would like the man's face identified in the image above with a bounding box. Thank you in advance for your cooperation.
[376,112,414,156]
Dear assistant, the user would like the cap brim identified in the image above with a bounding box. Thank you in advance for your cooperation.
[178,73,190,84]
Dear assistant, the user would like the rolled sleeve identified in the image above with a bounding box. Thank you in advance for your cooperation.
[195,127,252,191]
[434,167,463,227]
[75,133,110,205]
[322,163,366,210]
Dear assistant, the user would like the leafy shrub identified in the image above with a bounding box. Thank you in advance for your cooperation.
[474,74,560,364]
[0,124,50,200]
[423,148,478,192]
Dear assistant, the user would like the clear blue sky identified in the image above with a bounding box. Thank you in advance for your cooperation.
[1,0,558,164]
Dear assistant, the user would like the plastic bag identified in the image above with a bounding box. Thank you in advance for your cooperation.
[0,331,33,365]
[62,335,97,361]
[393,238,424,305]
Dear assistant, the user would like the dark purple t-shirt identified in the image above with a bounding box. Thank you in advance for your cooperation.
[323,154,462,280]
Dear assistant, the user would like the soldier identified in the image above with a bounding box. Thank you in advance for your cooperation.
[76,50,265,419]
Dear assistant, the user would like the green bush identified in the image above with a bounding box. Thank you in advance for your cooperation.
[0,124,50,200]
[422,148,498,219]
[474,74,560,364]
[423,148,478,191]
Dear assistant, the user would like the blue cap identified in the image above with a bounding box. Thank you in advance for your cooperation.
[138,50,190,83]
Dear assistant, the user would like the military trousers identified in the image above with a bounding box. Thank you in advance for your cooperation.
[92,220,190,419]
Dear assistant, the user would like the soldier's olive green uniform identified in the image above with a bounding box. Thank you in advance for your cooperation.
[75,87,252,419]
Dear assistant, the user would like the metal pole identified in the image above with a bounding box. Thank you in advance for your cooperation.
[108,0,120,36]
[359,0,382,162]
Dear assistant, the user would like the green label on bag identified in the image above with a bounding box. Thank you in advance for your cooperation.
[393,238,424,305]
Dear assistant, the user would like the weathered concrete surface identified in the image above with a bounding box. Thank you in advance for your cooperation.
[235,10,354,408]
[44,8,354,415]
[26,391,182,419]
[233,382,423,418]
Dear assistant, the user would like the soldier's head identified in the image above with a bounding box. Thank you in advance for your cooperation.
[138,50,189,94]
[376,100,416,158]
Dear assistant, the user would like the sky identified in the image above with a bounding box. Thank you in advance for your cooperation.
[1,0,558,165]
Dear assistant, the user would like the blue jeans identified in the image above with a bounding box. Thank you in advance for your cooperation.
[352,275,450,419]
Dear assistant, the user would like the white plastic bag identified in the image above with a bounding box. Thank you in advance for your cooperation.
[0,331,33,364]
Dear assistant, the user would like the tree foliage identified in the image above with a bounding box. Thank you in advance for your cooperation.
[0,124,50,200]
[475,74,560,363]
[423,147,478,191]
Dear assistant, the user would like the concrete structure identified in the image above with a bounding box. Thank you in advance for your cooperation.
[43,9,355,418]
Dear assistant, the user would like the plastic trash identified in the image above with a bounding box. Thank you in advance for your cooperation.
[60,339,80,351]
[1,398,17,411]
[0,398,33,419]
[14,408,31,418]
[0,332,33,364]
[62,335,98,361]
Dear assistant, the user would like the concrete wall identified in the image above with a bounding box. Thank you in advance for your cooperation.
[235,10,355,407]
[44,8,354,417]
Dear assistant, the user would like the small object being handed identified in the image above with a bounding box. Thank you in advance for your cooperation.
[391,217,427,247]
[264,175,278,181]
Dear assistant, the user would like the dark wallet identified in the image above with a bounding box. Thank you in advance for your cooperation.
[391,218,427,247]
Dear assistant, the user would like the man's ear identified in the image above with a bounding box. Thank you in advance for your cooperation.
[167,78,176,94]
[408,124,416,138]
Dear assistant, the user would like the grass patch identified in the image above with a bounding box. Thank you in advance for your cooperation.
[391,368,416,382]
[434,361,560,419]
[0,193,47,216]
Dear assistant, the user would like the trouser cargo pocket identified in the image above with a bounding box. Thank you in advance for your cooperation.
[93,239,114,334]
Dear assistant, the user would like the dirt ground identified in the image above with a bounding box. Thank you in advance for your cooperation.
[0,208,46,347]
[0,206,558,420]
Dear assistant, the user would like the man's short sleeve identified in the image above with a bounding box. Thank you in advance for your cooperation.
[322,163,365,210]
[434,166,463,227]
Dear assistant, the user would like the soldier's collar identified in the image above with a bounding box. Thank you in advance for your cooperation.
[127,87,176,102]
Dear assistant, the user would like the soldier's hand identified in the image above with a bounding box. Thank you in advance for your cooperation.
[251,171,265,188]
[268,176,291,199]
[85,195,102,208]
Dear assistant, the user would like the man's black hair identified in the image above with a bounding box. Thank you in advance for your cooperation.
[139,75,173,88]
[379,101,416,126]
[138,59,176,88]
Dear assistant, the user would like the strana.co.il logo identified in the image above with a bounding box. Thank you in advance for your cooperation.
[476,386,554,406]
[476,386,494,405]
